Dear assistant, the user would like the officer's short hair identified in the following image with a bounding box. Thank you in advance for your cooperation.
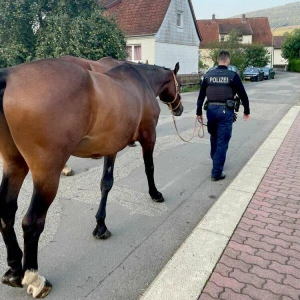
[218,50,230,62]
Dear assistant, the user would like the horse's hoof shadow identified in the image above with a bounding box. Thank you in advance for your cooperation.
[93,227,111,239]
[1,269,23,288]
[151,192,165,203]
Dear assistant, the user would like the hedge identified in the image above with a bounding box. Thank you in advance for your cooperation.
[288,59,300,72]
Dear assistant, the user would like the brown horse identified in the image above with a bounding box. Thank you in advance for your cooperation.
[59,56,137,176]
[0,58,183,297]
[59,55,124,176]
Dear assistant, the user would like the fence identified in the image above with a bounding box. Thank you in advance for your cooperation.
[177,73,202,90]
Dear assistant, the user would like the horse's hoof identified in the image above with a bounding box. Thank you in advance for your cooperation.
[151,192,164,203]
[35,280,52,298]
[27,279,52,298]
[62,169,75,176]
[1,269,23,288]
[93,227,111,239]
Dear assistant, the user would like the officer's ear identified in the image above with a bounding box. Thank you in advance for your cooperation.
[173,62,180,75]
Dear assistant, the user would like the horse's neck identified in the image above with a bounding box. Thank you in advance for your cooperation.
[145,70,169,97]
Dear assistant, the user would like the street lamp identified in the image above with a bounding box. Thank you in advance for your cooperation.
[272,24,287,67]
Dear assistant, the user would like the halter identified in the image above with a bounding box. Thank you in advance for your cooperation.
[160,71,182,112]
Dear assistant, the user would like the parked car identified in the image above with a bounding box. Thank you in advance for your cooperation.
[200,65,239,84]
[262,67,275,79]
[243,67,264,82]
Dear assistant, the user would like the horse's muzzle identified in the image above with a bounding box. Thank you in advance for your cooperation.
[172,105,184,116]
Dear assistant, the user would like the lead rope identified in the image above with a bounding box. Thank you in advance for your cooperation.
[172,116,205,142]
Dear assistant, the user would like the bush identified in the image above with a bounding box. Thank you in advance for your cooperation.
[288,59,300,72]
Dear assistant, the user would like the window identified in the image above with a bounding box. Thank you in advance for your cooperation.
[177,11,183,27]
[126,45,142,62]
[220,35,225,42]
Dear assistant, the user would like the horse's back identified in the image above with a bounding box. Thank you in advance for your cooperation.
[2,59,93,162]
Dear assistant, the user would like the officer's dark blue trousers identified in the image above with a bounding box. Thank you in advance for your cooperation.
[206,105,234,178]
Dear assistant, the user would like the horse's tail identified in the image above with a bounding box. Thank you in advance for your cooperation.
[0,68,8,112]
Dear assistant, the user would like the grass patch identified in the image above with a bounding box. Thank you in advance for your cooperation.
[181,85,200,93]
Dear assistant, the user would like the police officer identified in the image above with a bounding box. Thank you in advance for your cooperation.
[196,50,250,181]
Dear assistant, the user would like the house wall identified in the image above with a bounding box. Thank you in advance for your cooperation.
[126,36,156,64]
[274,49,288,66]
[219,34,252,44]
[242,35,252,44]
[154,0,200,74]
[199,49,215,70]
[155,42,198,74]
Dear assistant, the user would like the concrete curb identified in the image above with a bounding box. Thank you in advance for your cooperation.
[140,106,300,300]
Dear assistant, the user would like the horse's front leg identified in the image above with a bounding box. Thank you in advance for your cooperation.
[93,154,116,239]
[0,158,29,288]
[21,170,61,298]
[140,132,164,202]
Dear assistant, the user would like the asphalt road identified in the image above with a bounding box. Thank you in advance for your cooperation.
[1,71,300,300]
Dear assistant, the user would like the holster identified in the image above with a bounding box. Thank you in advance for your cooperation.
[225,100,235,110]
[234,96,241,112]
[204,101,208,110]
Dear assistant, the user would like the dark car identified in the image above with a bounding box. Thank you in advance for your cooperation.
[243,67,264,82]
[200,65,239,84]
[262,67,275,79]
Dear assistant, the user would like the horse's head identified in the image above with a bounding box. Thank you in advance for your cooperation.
[159,62,183,116]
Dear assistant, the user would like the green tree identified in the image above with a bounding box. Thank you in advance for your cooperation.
[281,29,300,60]
[206,29,271,71]
[0,0,36,66]
[206,29,246,71]
[0,0,127,67]
[244,44,270,67]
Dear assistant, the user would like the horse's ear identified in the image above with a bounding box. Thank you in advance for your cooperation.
[173,62,180,75]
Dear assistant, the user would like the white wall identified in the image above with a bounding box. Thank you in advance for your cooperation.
[219,34,252,44]
[126,36,156,64]
[274,49,288,66]
[155,42,199,74]
[154,0,200,74]
[242,35,252,44]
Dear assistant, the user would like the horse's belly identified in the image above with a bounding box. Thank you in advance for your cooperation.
[71,134,132,158]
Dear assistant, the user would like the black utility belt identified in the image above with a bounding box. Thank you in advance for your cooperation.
[204,100,235,110]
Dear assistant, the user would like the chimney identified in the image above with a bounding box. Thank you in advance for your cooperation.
[212,14,215,21]
[242,14,246,23]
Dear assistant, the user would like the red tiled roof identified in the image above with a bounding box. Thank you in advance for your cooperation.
[99,0,201,40]
[273,36,287,49]
[197,16,272,47]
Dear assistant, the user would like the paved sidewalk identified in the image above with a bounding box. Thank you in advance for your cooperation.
[141,106,300,300]
[199,110,300,299]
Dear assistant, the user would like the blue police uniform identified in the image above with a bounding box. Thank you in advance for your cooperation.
[196,65,250,179]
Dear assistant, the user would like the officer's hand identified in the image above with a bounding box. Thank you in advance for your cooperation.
[243,114,250,121]
[197,115,203,121]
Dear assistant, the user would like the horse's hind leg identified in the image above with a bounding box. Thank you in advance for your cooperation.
[140,131,164,202]
[0,112,29,287]
[0,156,29,287]
[93,154,116,239]
[21,167,62,298]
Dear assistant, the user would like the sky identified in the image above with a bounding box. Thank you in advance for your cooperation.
[191,0,299,19]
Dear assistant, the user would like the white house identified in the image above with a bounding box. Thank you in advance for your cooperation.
[99,0,202,74]
[273,36,288,68]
